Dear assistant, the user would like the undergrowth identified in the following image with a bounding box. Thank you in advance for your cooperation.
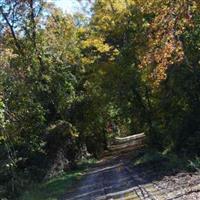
[19,158,96,200]
[133,149,200,173]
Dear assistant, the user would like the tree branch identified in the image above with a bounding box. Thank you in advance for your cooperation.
[29,0,36,48]
[0,6,23,54]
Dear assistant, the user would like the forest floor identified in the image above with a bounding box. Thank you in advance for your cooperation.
[61,140,200,200]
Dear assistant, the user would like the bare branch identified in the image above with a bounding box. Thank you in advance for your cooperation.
[0,6,23,54]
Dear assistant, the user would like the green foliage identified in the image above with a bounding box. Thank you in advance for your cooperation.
[20,171,83,200]
[134,150,189,172]
[20,158,96,200]
[188,157,200,172]
[0,100,5,129]
[1,0,200,199]
[134,150,164,166]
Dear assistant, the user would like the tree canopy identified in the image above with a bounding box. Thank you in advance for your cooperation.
[1,0,200,198]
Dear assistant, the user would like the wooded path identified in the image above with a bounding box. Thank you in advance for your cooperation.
[61,136,200,200]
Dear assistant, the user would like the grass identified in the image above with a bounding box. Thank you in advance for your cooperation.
[133,150,164,166]
[20,158,96,200]
[132,149,196,172]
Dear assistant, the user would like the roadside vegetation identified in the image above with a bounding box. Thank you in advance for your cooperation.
[20,158,96,200]
[134,149,200,173]
[21,170,83,200]
[1,0,200,199]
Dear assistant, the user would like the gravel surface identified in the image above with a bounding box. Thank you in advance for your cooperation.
[61,141,200,200]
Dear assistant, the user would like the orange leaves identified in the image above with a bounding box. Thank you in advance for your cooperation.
[140,0,198,86]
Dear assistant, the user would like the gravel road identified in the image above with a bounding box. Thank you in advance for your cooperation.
[61,140,200,200]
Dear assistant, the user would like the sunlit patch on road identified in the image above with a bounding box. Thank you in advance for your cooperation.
[61,135,200,200]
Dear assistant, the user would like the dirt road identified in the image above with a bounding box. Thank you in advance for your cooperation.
[61,139,200,200]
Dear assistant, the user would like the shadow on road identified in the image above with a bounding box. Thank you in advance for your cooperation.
[60,137,178,200]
